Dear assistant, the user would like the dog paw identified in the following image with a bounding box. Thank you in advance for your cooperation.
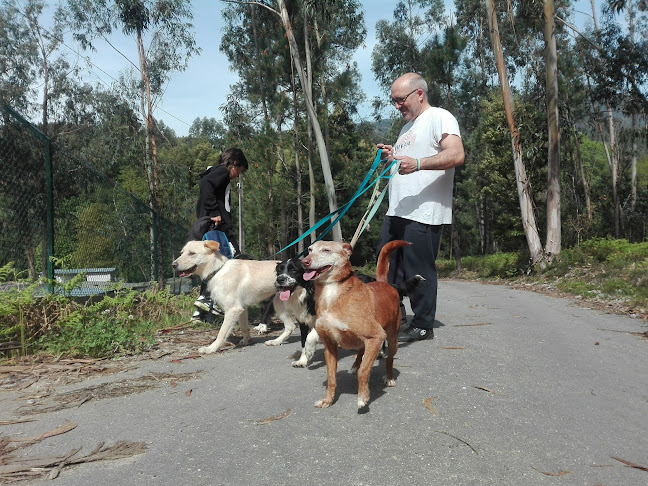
[314,399,332,408]
[254,323,269,334]
[291,359,307,368]
[383,376,396,387]
[357,398,368,409]
[264,339,281,346]
[198,346,216,354]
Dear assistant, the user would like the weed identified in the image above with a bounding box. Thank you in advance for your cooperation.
[1,262,194,359]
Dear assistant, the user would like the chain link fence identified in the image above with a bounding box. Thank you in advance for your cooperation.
[0,104,187,295]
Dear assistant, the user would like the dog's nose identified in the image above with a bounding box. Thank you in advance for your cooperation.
[302,257,310,267]
[172,261,177,269]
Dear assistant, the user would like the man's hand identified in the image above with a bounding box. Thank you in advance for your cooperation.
[396,155,418,175]
[376,143,394,162]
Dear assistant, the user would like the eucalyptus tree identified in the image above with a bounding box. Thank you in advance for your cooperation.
[483,0,544,265]
[0,0,39,111]
[573,2,648,239]
[371,0,453,109]
[605,0,648,238]
[0,0,83,276]
[65,0,200,283]
[221,0,366,245]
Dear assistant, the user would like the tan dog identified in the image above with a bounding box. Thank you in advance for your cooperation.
[172,240,283,354]
[302,239,410,410]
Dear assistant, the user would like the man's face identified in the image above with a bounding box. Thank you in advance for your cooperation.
[391,85,421,122]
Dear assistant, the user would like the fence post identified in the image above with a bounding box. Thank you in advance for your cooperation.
[44,137,54,282]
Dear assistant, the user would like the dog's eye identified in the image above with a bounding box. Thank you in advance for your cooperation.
[188,251,195,256]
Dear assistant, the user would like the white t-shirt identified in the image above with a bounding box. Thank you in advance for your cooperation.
[387,106,461,225]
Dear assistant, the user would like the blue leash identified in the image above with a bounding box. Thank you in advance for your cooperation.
[275,150,398,257]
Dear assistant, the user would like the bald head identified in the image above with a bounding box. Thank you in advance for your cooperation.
[391,73,430,121]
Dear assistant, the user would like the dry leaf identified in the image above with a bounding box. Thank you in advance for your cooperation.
[423,397,438,415]
[185,389,192,397]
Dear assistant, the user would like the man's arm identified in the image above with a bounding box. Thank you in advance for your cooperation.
[396,134,465,175]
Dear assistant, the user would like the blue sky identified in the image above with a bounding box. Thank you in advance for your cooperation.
[47,0,606,137]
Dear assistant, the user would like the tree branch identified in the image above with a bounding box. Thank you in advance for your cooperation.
[220,0,279,17]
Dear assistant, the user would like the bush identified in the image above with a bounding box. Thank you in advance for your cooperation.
[439,252,524,279]
[0,262,194,359]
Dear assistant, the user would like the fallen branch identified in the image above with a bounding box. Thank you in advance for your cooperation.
[531,466,569,476]
[253,408,291,425]
[435,430,478,454]
[611,456,648,472]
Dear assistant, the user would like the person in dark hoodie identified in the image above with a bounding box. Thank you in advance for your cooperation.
[190,147,249,321]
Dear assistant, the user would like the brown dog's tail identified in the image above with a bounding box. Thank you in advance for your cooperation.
[375,240,411,283]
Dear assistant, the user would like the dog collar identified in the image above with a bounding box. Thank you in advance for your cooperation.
[203,267,221,283]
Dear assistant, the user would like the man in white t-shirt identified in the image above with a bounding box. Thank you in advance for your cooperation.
[377,72,465,341]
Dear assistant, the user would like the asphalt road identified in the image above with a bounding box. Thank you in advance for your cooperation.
[2,280,647,485]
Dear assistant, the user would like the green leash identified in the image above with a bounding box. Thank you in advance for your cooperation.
[275,151,398,257]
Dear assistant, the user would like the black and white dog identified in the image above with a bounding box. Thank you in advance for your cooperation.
[265,258,318,367]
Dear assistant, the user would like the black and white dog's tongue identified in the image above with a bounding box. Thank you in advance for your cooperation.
[280,289,292,301]
[303,270,317,281]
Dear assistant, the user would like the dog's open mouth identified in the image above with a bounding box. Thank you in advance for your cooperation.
[176,265,197,278]
[275,285,295,302]
[303,265,331,281]
[279,288,292,301]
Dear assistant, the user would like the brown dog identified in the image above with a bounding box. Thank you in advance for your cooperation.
[302,239,411,410]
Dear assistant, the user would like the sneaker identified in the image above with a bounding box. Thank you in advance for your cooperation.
[398,326,433,342]
[191,309,205,322]
[193,297,224,316]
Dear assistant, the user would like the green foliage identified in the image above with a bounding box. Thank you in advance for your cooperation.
[37,286,194,358]
[0,264,193,359]
[438,252,524,279]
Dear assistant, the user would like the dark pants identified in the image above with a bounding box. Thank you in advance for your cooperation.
[376,216,442,330]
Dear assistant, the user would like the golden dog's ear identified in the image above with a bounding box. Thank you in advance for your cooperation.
[203,240,220,252]
[342,243,353,257]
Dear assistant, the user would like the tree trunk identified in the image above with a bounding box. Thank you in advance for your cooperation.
[589,0,620,238]
[250,4,269,121]
[565,103,592,221]
[605,103,620,237]
[629,4,637,213]
[278,0,342,242]
[291,48,305,254]
[137,32,163,285]
[485,0,545,267]
[543,0,561,260]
